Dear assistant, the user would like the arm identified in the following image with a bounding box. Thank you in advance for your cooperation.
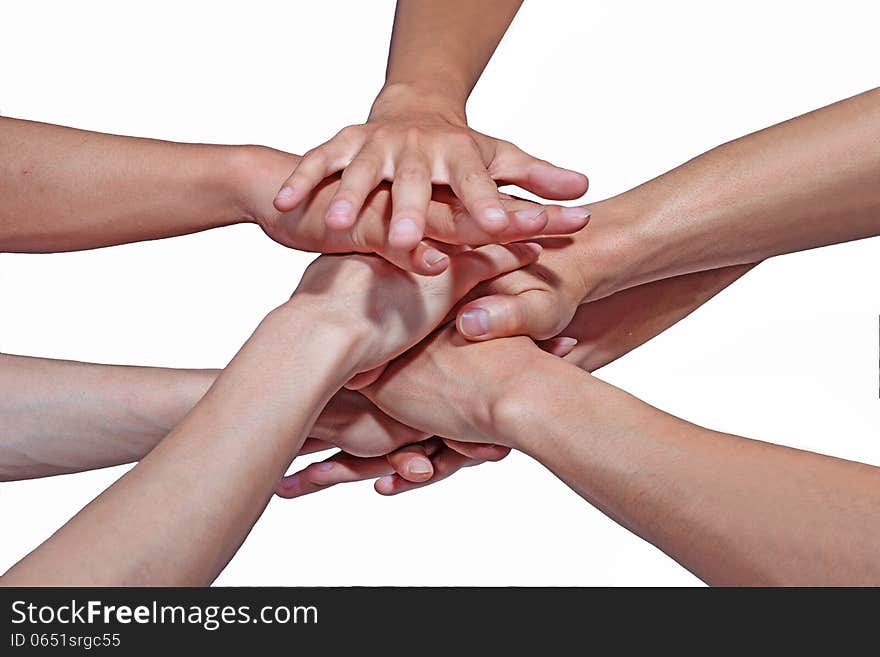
[0,117,248,253]
[0,354,428,482]
[0,354,213,480]
[498,354,880,586]
[585,87,880,299]
[381,0,523,107]
[365,328,880,585]
[0,244,536,585]
[280,265,759,495]
[0,309,356,586]
[561,263,757,372]
[0,117,584,271]
[456,88,880,342]
[274,0,587,251]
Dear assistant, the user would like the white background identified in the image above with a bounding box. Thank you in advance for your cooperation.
[1,0,878,586]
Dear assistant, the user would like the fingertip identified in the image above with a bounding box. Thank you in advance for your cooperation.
[515,241,543,262]
[412,245,450,275]
[375,475,398,495]
[273,185,297,212]
[457,306,490,340]
[325,199,357,230]
[275,474,300,498]
[479,208,510,234]
[388,217,424,251]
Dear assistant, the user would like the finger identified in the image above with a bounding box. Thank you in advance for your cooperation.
[448,148,510,234]
[423,198,589,245]
[276,452,394,499]
[385,443,435,483]
[325,148,387,230]
[441,439,511,462]
[274,136,362,211]
[388,155,432,250]
[504,201,591,237]
[448,242,542,297]
[538,336,579,357]
[374,445,481,496]
[491,142,589,201]
[373,240,451,276]
[457,290,562,341]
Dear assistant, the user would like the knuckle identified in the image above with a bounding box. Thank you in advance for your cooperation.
[336,124,363,140]
[458,169,491,187]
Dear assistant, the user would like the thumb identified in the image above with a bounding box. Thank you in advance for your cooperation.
[456,290,562,341]
[492,143,589,201]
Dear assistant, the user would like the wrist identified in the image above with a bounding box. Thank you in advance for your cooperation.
[492,354,606,455]
[226,145,301,227]
[269,299,371,384]
[569,195,658,304]
[486,346,570,450]
[370,82,467,125]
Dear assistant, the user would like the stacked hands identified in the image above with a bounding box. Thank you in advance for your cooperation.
[4,84,879,586]
[233,117,713,500]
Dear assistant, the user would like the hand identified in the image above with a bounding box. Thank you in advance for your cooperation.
[277,334,579,498]
[286,242,542,379]
[452,197,649,341]
[239,147,591,275]
[271,85,588,251]
[455,235,590,341]
[277,437,511,499]
[279,264,757,498]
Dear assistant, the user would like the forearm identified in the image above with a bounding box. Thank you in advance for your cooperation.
[0,117,253,252]
[584,87,880,299]
[1,305,359,585]
[563,263,757,373]
[501,356,880,585]
[0,354,216,480]
[377,0,523,113]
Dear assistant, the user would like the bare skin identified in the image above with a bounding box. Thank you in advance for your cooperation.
[0,117,586,487]
[274,0,588,251]
[454,87,880,342]
[0,244,538,585]
[362,327,880,586]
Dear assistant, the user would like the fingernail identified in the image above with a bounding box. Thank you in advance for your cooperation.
[557,337,578,348]
[377,475,394,489]
[274,186,294,202]
[482,207,509,229]
[513,208,546,222]
[317,462,335,472]
[422,248,448,268]
[327,199,353,218]
[560,205,591,221]
[460,308,489,337]
[389,217,420,246]
[408,459,432,475]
